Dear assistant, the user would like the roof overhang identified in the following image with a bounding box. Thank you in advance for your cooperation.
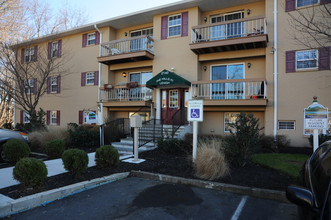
[146,69,191,89]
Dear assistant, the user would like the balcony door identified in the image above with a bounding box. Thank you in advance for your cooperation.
[211,64,245,100]
[129,72,152,100]
[130,28,153,52]
[210,11,245,41]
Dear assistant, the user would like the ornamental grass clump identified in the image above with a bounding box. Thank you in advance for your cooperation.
[3,139,30,163]
[62,149,88,176]
[194,138,229,180]
[95,145,119,169]
[45,139,65,158]
[13,158,48,188]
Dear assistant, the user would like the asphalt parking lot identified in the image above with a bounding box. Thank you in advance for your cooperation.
[8,177,299,220]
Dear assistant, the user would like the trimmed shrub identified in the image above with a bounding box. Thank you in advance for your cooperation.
[158,139,188,155]
[95,145,119,169]
[62,149,88,176]
[194,139,229,180]
[259,135,290,152]
[45,139,65,158]
[222,112,263,167]
[308,134,331,147]
[13,157,48,188]
[67,124,99,148]
[3,139,30,163]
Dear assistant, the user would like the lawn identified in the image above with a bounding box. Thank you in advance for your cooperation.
[250,153,310,179]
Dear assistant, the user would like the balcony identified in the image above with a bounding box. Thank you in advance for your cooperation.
[191,78,267,106]
[100,85,153,106]
[97,36,154,65]
[190,16,268,54]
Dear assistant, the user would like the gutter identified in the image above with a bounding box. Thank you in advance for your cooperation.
[94,24,104,146]
[273,0,278,142]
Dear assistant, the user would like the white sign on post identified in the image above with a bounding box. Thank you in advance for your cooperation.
[188,100,203,162]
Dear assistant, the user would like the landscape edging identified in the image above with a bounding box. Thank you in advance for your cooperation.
[130,170,289,203]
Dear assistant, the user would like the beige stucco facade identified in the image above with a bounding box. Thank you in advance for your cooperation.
[14,0,331,147]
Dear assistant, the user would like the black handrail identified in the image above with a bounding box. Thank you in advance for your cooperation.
[171,108,186,137]
[103,118,130,144]
[137,119,163,148]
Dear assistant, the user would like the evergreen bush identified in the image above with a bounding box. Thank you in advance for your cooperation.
[45,139,65,158]
[62,149,88,175]
[67,124,99,147]
[95,145,119,169]
[158,138,187,155]
[3,139,30,163]
[13,158,48,188]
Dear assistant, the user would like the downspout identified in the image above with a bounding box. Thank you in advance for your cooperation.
[273,0,278,142]
[94,24,104,145]
[13,49,17,127]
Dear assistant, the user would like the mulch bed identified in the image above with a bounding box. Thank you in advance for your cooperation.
[0,147,309,199]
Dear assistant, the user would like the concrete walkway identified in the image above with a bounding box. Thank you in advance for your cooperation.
[0,153,133,189]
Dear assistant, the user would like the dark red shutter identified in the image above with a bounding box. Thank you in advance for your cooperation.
[34,46,38,61]
[81,72,86,86]
[57,75,61,93]
[20,110,23,123]
[21,48,25,64]
[56,111,60,125]
[47,42,51,59]
[161,16,168,40]
[33,79,37,94]
[47,77,51,94]
[94,71,99,86]
[46,110,50,125]
[285,0,296,12]
[181,12,188,37]
[321,0,331,4]
[58,40,62,57]
[95,31,100,45]
[82,34,87,47]
[319,47,330,70]
[286,50,296,73]
[79,110,83,124]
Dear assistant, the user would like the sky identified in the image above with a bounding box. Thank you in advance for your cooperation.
[47,0,183,24]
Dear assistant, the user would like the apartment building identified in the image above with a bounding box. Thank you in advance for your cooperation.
[14,0,331,147]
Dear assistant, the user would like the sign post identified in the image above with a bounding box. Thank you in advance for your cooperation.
[188,100,203,161]
[304,97,328,152]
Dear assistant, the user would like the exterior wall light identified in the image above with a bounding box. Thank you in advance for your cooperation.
[125,32,128,37]
[122,72,127,77]
[247,9,251,15]
[203,66,207,71]
[247,63,251,68]
[204,17,207,23]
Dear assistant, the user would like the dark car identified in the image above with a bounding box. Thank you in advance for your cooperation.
[0,129,29,162]
[286,140,331,220]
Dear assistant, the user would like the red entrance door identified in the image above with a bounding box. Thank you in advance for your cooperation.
[161,89,182,124]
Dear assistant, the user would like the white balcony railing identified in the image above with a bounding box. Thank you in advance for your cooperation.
[191,16,266,43]
[101,86,153,102]
[191,79,266,100]
[100,35,154,57]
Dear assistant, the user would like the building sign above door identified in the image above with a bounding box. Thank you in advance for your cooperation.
[146,69,191,88]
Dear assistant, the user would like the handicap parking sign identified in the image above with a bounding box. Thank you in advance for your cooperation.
[188,100,203,122]
[191,109,200,118]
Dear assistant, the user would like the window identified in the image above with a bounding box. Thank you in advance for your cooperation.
[184,90,189,107]
[224,112,239,132]
[162,91,167,108]
[24,79,35,94]
[278,121,295,130]
[130,28,153,52]
[169,90,178,108]
[328,111,331,134]
[297,0,318,8]
[86,72,95,85]
[87,33,96,45]
[50,111,57,125]
[23,112,30,123]
[50,77,58,93]
[296,49,318,70]
[210,11,244,40]
[168,14,181,37]
[51,42,58,58]
[47,110,60,125]
[129,72,152,85]
[24,48,34,62]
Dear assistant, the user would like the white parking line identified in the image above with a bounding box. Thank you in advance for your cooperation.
[231,196,248,220]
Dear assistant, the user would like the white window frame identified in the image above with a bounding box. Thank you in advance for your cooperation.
[296,0,319,8]
[168,14,182,37]
[86,72,95,85]
[50,111,57,125]
[24,47,34,62]
[278,121,296,130]
[51,41,58,58]
[23,111,30,123]
[224,112,240,133]
[24,79,34,94]
[87,33,96,45]
[296,49,318,71]
[50,77,58,93]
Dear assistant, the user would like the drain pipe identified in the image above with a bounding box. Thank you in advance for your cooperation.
[273,0,278,142]
[94,24,104,145]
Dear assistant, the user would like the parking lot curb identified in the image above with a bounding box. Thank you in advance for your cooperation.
[0,172,130,218]
[130,170,289,204]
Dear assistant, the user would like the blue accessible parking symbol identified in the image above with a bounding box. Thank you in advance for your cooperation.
[191,109,200,118]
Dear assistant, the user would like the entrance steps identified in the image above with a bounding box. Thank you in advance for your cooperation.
[112,125,190,154]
